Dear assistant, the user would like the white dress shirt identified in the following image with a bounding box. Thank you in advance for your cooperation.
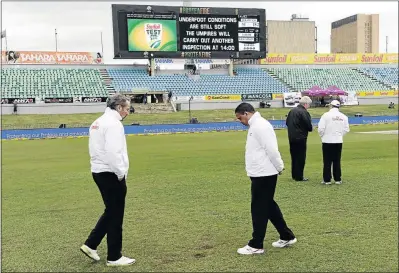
[89,107,129,180]
[245,112,285,177]
[317,108,350,143]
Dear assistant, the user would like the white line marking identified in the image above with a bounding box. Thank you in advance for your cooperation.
[357,130,398,135]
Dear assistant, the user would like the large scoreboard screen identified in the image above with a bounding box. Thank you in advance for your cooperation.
[112,4,266,59]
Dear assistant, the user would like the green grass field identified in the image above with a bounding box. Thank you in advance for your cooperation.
[2,123,398,272]
[2,104,397,129]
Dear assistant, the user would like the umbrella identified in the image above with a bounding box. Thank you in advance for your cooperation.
[302,86,327,96]
[305,85,325,92]
[325,86,348,95]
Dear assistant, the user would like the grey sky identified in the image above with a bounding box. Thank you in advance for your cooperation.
[1,1,398,64]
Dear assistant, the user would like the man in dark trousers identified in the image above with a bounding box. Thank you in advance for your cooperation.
[318,100,350,185]
[13,100,18,115]
[80,94,135,267]
[286,96,313,182]
[168,91,172,103]
[235,103,297,255]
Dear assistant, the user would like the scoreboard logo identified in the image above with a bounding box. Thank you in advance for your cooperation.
[145,23,162,49]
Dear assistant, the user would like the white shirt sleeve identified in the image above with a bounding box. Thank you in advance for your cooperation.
[104,124,126,179]
[318,114,326,137]
[343,116,350,135]
[254,125,285,172]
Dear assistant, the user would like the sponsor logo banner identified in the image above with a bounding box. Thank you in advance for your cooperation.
[81,97,107,103]
[1,98,35,104]
[356,90,399,97]
[1,51,104,64]
[384,54,399,63]
[260,53,398,65]
[339,92,359,106]
[127,19,177,52]
[241,93,272,101]
[154,58,230,65]
[2,116,398,140]
[205,95,241,101]
[44,98,73,103]
[283,92,302,108]
[173,96,205,101]
[268,91,396,99]
[272,94,283,99]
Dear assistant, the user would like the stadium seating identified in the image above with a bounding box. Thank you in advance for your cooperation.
[1,68,108,98]
[357,67,399,90]
[107,68,290,96]
[2,66,398,100]
[266,67,391,92]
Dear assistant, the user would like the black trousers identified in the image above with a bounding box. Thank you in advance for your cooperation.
[248,175,295,249]
[289,139,307,181]
[322,143,343,182]
[85,172,127,261]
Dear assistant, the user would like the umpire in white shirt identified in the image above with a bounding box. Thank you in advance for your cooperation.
[235,103,297,255]
[317,100,350,185]
[80,94,135,266]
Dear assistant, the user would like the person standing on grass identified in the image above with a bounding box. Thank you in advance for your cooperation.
[235,103,297,255]
[285,96,313,182]
[13,100,18,115]
[318,100,350,185]
[80,94,135,267]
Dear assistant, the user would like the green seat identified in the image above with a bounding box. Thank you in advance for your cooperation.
[267,67,391,92]
[2,68,109,98]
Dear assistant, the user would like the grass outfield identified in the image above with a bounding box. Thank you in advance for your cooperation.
[2,104,398,129]
[2,124,398,272]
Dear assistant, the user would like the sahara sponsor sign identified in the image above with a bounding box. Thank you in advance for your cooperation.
[356,90,399,97]
[260,53,398,65]
[1,51,104,64]
[204,95,241,101]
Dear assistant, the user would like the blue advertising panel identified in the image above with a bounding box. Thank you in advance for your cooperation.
[2,116,397,140]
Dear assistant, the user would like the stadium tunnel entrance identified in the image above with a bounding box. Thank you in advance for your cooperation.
[121,91,168,104]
